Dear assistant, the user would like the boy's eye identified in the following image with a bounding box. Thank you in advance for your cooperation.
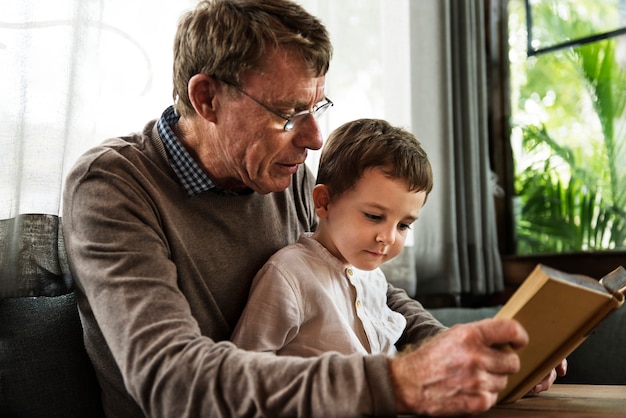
[398,223,412,231]
[364,213,382,221]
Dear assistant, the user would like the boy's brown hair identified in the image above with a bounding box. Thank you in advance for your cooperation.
[317,118,433,200]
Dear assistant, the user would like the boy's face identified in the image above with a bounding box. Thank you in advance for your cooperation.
[313,167,427,271]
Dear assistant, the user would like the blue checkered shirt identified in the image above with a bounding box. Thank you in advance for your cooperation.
[157,106,237,197]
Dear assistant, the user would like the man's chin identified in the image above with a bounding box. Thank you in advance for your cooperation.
[251,177,293,195]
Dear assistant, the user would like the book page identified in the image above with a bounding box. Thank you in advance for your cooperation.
[599,266,626,296]
[541,265,607,294]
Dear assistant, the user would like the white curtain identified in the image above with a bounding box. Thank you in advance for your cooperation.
[1,0,502,299]
[300,0,417,294]
[1,0,196,219]
[0,0,196,296]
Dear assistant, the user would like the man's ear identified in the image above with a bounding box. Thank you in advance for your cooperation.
[188,74,220,122]
[312,184,331,218]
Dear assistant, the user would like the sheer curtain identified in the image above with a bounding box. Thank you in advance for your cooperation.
[0,0,196,297]
[1,0,502,300]
[300,0,418,294]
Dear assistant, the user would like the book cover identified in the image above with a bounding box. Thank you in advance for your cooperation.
[495,264,626,403]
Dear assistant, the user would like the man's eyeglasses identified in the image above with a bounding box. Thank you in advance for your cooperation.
[225,82,333,132]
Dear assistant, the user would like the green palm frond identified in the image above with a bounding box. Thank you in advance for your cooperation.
[512,2,626,254]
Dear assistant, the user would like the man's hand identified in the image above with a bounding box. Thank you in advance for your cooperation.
[389,318,528,416]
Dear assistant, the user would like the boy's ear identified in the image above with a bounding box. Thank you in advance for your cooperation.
[312,184,331,218]
[187,74,219,122]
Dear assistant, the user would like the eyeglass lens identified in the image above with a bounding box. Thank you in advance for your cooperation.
[284,100,333,131]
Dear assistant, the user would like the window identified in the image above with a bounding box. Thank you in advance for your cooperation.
[491,0,626,259]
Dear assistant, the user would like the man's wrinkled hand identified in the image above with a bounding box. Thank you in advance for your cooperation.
[389,318,528,416]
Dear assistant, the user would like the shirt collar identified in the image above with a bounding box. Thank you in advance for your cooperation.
[157,106,238,197]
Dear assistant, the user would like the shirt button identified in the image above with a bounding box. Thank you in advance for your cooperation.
[356,299,362,308]
[346,268,353,276]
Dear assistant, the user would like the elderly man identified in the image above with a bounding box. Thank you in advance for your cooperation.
[62,1,564,416]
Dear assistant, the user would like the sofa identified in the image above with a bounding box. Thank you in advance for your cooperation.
[2,292,626,418]
[0,292,105,418]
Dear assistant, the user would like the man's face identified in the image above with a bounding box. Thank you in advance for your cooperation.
[215,49,327,194]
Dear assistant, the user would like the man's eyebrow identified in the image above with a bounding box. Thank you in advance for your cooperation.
[276,88,327,110]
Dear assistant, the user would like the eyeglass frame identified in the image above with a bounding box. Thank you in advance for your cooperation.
[220,80,333,132]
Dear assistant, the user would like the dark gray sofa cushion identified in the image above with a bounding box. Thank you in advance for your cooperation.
[429,305,626,385]
[561,305,626,384]
[0,292,104,418]
[428,306,499,326]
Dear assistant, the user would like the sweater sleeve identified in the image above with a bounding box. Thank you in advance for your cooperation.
[63,143,398,418]
[386,283,447,348]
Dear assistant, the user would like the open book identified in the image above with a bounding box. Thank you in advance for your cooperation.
[495,263,626,404]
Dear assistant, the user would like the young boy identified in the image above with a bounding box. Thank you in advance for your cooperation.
[231,118,433,356]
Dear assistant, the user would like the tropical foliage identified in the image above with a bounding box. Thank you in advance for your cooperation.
[509,0,626,254]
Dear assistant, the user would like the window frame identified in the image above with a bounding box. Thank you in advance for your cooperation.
[485,0,626,288]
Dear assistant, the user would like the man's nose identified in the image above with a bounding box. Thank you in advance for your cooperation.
[292,114,324,151]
